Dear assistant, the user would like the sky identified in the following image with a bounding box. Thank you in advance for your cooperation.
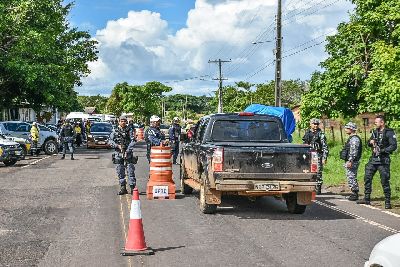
[68,0,354,96]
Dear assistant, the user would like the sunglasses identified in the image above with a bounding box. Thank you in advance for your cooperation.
[312,123,319,125]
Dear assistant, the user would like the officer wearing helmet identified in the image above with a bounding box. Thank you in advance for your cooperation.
[109,115,137,195]
[340,122,362,201]
[145,115,166,162]
[60,119,76,160]
[169,117,182,164]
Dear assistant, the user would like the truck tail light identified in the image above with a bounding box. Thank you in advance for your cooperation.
[310,151,318,173]
[212,147,224,172]
[238,112,254,116]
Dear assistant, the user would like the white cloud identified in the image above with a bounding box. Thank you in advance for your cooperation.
[78,0,354,96]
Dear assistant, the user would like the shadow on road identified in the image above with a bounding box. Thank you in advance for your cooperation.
[152,245,185,253]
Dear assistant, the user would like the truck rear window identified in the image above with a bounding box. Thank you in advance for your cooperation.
[211,120,281,142]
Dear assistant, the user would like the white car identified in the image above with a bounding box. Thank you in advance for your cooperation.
[365,233,400,267]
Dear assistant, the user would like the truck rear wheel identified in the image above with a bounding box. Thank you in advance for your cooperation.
[3,159,17,166]
[199,182,217,214]
[179,159,193,195]
[286,193,307,214]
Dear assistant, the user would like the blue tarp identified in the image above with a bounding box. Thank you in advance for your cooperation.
[244,104,296,142]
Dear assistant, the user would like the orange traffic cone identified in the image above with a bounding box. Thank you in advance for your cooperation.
[121,188,154,256]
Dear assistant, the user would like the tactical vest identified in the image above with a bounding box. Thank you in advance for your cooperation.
[62,125,74,137]
[113,127,132,149]
[343,135,362,161]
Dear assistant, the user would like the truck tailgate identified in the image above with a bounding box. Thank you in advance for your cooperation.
[223,144,313,175]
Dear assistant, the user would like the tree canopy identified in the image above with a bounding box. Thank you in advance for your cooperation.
[0,0,98,111]
[300,0,400,127]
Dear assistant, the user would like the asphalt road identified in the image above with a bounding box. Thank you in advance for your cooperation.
[0,143,399,267]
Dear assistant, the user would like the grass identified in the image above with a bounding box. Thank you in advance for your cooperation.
[292,132,400,210]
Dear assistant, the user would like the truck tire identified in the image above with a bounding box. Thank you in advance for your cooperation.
[44,140,58,155]
[3,159,17,166]
[286,192,307,214]
[199,181,217,214]
[179,158,193,195]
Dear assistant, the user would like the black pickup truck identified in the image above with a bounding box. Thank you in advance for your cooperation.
[180,112,318,214]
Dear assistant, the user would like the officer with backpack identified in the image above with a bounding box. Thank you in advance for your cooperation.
[340,122,362,201]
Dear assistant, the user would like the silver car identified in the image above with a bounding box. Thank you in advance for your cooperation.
[0,121,59,155]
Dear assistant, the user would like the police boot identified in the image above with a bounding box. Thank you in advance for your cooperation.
[71,154,75,160]
[316,185,322,195]
[118,185,128,195]
[385,197,392,209]
[61,154,65,160]
[347,191,359,201]
[356,194,370,205]
[130,184,135,194]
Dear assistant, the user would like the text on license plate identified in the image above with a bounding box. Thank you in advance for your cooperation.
[153,186,169,197]
[254,183,280,191]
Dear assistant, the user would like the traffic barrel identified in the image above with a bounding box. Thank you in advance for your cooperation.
[146,146,176,200]
[121,188,154,256]
[136,128,145,141]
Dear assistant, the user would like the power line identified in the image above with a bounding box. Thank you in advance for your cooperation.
[209,59,231,112]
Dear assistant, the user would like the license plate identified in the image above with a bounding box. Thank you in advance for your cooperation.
[153,186,169,197]
[15,151,22,156]
[254,183,280,191]
[97,141,106,145]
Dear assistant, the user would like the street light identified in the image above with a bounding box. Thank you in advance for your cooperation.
[252,40,273,44]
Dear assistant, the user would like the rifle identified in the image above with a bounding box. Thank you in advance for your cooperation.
[371,130,381,159]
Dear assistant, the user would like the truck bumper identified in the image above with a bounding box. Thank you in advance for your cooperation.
[215,180,316,194]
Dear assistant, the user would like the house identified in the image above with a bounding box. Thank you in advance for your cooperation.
[1,106,64,124]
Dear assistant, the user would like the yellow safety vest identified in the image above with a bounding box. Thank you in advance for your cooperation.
[74,126,82,134]
[30,125,40,141]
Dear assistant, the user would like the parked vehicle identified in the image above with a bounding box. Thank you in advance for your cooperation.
[87,122,113,149]
[0,138,23,166]
[365,233,400,267]
[0,134,31,159]
[180,112,318,214]
[0,121,58,155]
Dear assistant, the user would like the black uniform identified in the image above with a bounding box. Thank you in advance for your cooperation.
[169,123,181,164]
[363,128,397,201]
[60,123,76,159]
[144,126,165,162]
[302,129,329,189]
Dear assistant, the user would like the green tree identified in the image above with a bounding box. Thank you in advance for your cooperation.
[106,81,172,121]
[301,0,400,128]
[78,95,109,113]
[0,0,98,112]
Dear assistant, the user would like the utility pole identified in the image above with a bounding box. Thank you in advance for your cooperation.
[209,59,231,113]
[274,0,282,107]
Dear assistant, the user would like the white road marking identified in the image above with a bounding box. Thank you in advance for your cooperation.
[20,156,51,169]
[382,211,400,218]
[360,204,381,210]
[315,200,399,234]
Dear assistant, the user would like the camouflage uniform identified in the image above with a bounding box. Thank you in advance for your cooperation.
[343,135,362,193]
[302,128,329,189]
[109,125,136,193]
[144,126,165,163]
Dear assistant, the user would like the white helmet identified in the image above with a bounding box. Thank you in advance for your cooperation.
[150,115,161,122]
[173,117,180,122]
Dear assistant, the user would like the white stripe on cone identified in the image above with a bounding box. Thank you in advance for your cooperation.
[130,200,142,220]
[151,158,172,163]
[151,149,171,154]
[150,166,172,171]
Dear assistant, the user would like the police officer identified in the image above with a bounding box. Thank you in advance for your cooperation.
[357,115,397,209]
[60,119,76,160]
[145,115,166,163]
[109,115,136,195]
[302,118,329,194]
[341,122,362,201]
[30,122,40,156]
[169,117,181,164]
